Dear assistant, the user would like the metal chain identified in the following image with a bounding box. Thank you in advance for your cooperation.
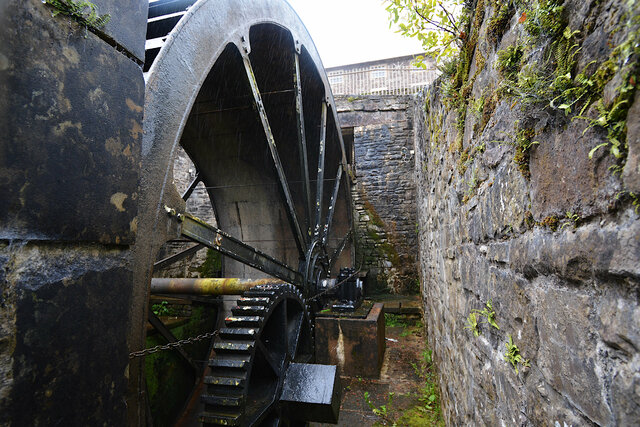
[128,330,219,359]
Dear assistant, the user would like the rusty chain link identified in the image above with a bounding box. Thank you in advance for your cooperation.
[128,330,219,359]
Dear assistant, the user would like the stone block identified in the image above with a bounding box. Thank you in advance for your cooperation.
[0,0,144,244]
[0,244,132,425]
[530,117,620,218]
[534,285,611,425]
[315,303,385,378]
[89,0,148,61]
[623,91,640,193]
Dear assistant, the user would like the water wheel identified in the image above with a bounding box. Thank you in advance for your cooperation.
[130,0,354,424]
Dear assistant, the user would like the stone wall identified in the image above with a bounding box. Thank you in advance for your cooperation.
[156,147,218,278]
[336,95,419,293]
[415,0,640,425]
[0,0,146,424]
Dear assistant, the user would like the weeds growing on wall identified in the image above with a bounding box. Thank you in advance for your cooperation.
[504,335,530,374]
[465,300,500,336]
[512,125,537,179]
[487,0,515,45]
[497,1,640,165]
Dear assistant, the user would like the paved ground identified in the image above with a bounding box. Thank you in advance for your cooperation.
[313,295,432,427]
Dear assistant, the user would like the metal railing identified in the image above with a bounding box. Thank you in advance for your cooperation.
[327,66,439,95]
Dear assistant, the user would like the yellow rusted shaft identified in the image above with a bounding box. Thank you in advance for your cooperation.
[150,277,283,295]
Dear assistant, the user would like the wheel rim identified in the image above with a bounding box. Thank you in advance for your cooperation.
[132,0,354,424]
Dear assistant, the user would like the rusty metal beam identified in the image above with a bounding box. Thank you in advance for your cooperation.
[168,209,304,286]
[242,54,307,259]
[182,171,201,201]
[151,277,283,295]
[314,101,327,238]
[294,52,312,239]
[153,243,204,270]
[323,165,342,246]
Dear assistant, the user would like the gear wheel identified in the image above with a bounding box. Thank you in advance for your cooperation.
[201,283,314,426]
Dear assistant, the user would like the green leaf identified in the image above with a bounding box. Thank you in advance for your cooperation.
[588,142,608,159]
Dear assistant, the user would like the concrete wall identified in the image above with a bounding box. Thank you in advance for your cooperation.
[336,95,418,293]
[415,0,640,424]
[0,0,147,424]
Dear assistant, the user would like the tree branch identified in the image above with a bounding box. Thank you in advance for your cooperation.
[438,2,460,35]
[413,6,458,37]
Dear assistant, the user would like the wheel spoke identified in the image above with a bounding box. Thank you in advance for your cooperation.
[169,210,304,286]
[242,54,307,259]
[294,52,312,239]
[256,339,284,377]
[287,311,304,359]
[314,101,328,238]
[153,243,204,270]
[181,171,201,201]
[322,164,342,246]
[147,311,199,373]
[329,230,352,271]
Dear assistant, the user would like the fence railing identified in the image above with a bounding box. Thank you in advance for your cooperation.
[327,66,439,95]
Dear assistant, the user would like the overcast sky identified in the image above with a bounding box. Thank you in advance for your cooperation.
[286,0,425,68]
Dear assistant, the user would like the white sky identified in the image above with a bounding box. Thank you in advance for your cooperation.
[286,0,425,68]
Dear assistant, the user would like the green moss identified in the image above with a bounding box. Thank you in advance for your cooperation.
[539,215,559,231]
[380,241,401,266]
[524,210,535,229]
[458,147,471,174]
[367,229,381,241]
[445,1,487,150]
[145,305,216,425]
[522,0,565,40]
[364,199,385,228]
[513,126,536,179]
[497,44,525,81]
[462,169,479,204]
[198,248,221,277]
[480,90,500,132]
[487,0,515,45]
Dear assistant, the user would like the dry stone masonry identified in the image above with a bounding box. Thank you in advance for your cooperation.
[415,0,640,424]
[336,96,419,294]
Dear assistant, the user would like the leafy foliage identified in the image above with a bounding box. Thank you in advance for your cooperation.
[151,301,170,317]
[464,312,480,336]
[496,44,524,81]
[43,0,111,30]
[504,335,530,374]
[364,391,394,422]
[466,299,500,336]
[473,300,500,330]
[384,0,466,64]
